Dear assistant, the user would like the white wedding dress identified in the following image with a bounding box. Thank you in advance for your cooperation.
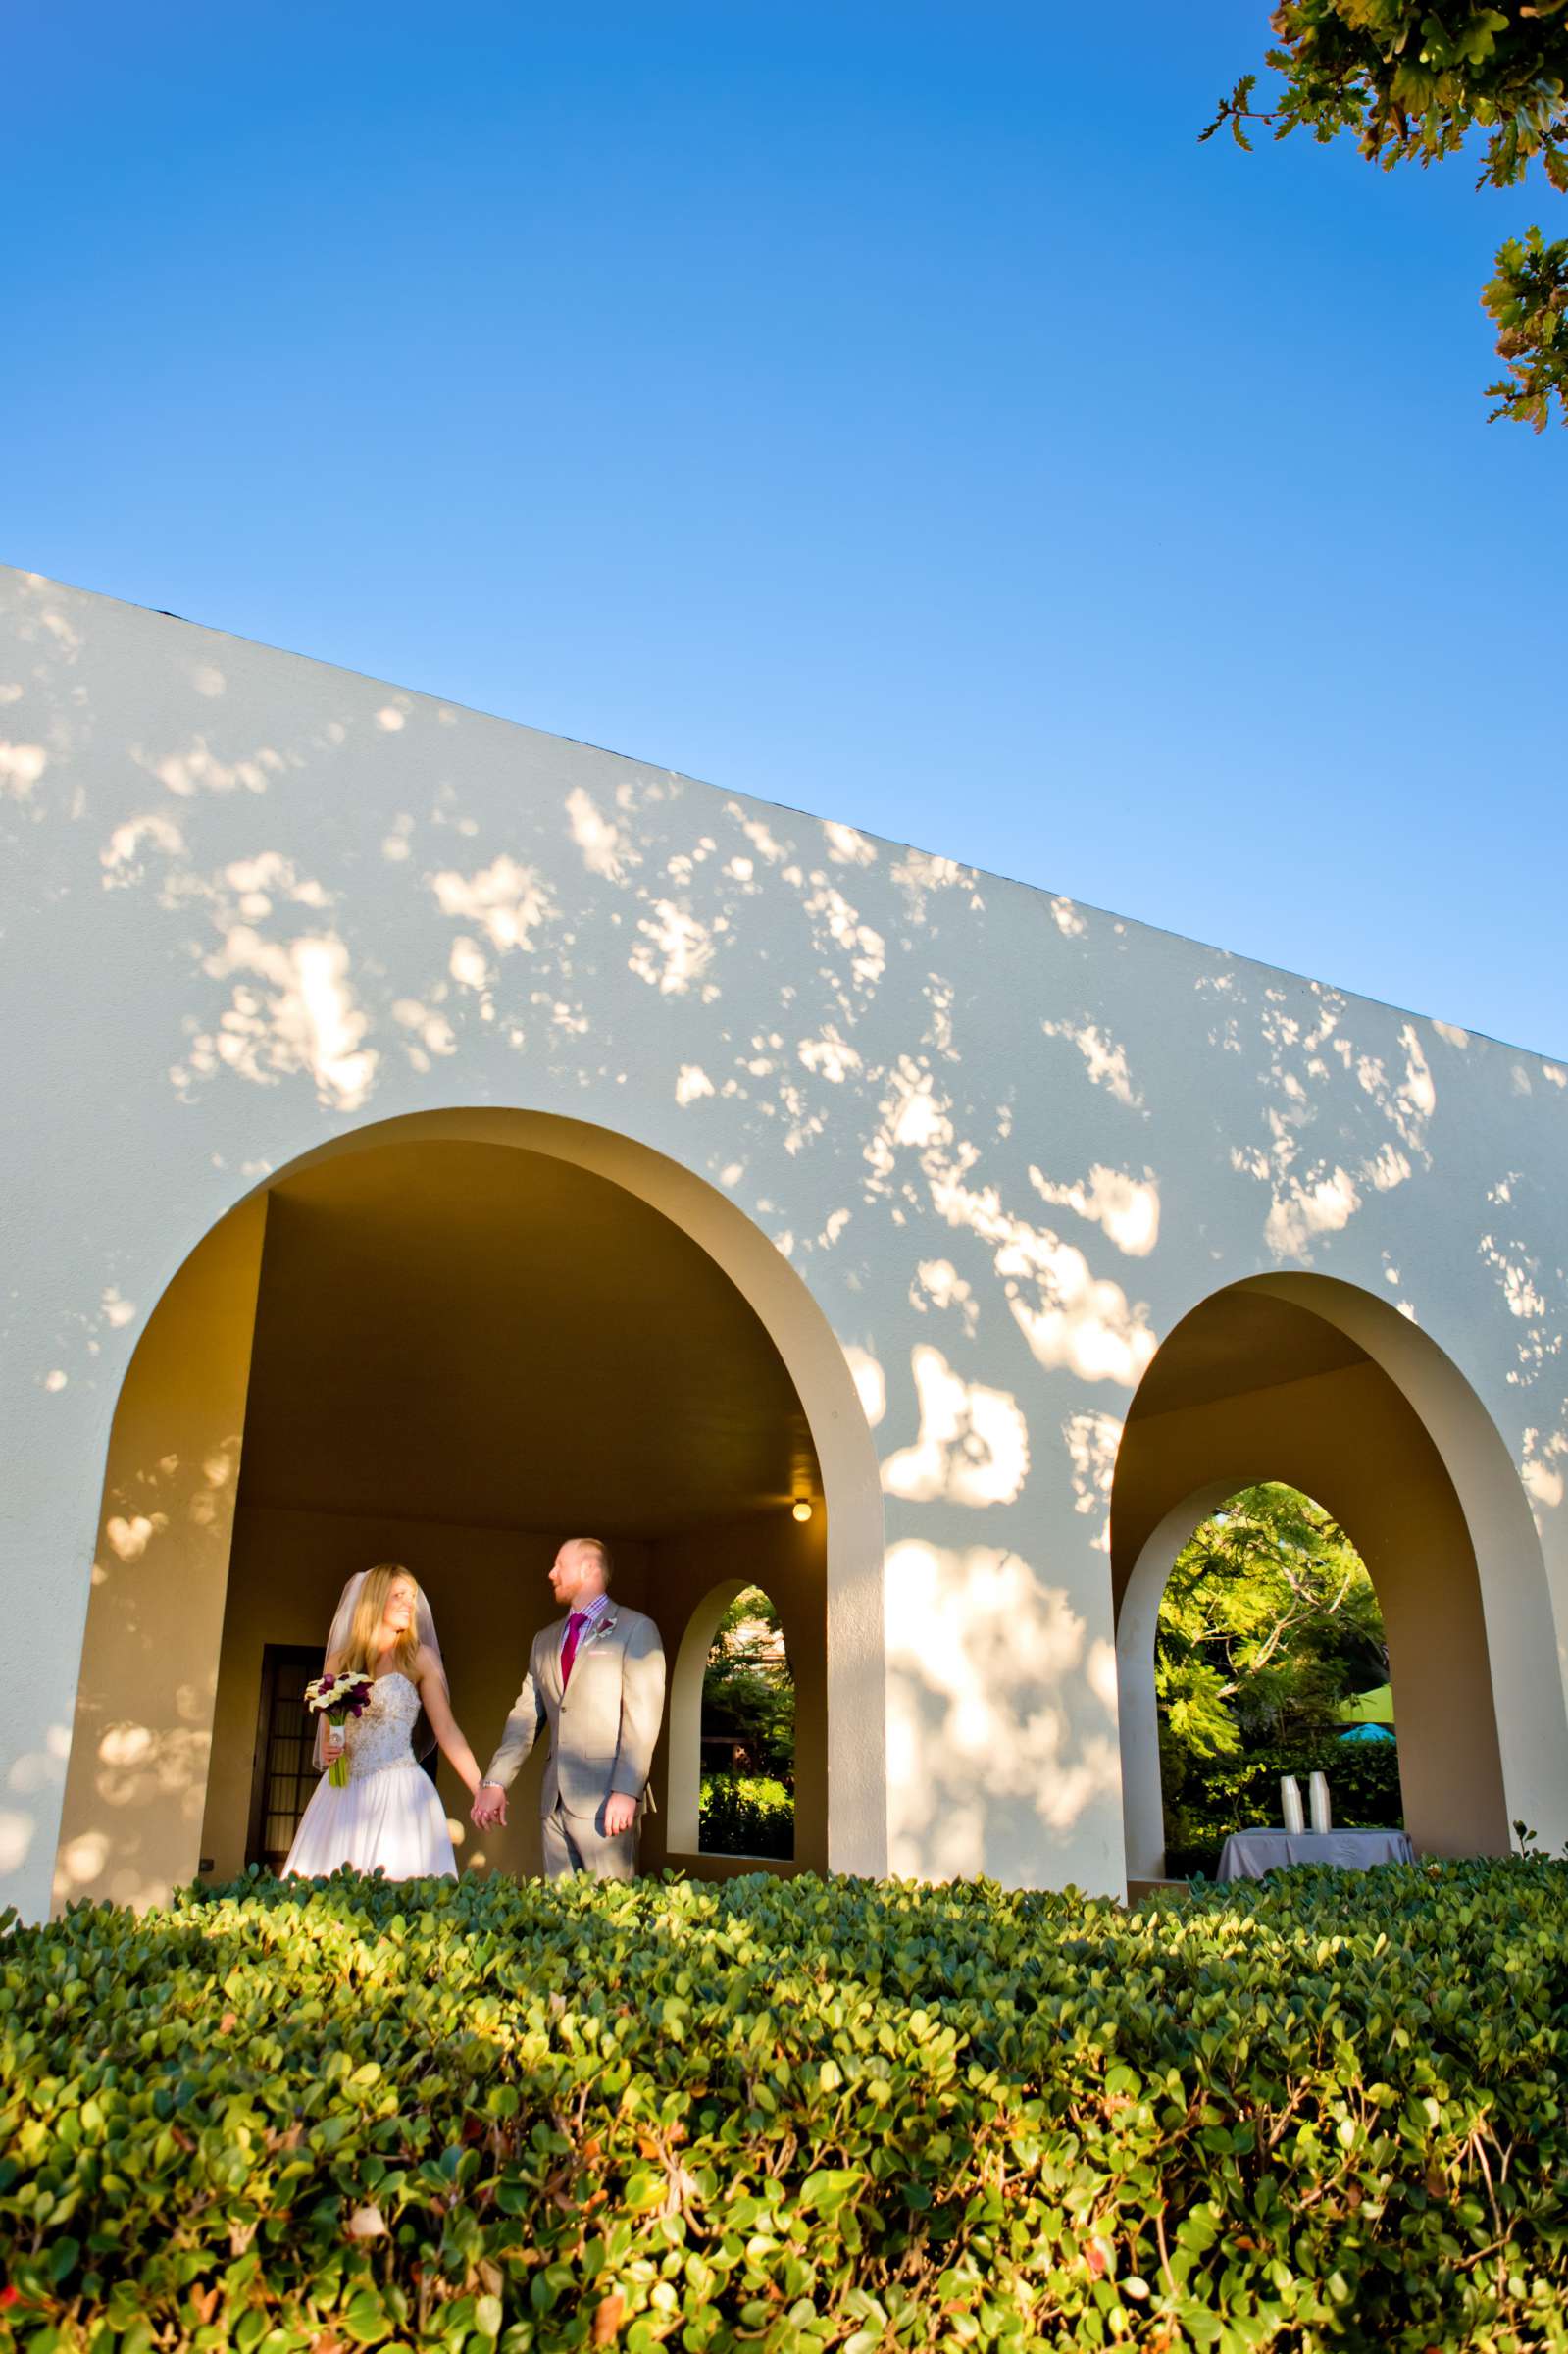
[283,1671,457,1882]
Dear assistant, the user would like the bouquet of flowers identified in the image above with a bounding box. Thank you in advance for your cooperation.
[304,1670,374,1787]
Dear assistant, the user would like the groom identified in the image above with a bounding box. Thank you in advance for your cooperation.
[471,1536,666,1880]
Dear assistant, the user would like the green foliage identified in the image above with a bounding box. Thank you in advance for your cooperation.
[1485,222,1568,425]
[9,1863,1568,2347]
[700,1587,795,1781]
[1155,1488,1398,1876]
[698,1774,794,1861]
[1164,1735,1404,1879]
[1155,1483,1386,1761]
[1206,4,1568,182]
[1207,2,1568,426]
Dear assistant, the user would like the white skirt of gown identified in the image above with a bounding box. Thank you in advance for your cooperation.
[284,1670,457,1882]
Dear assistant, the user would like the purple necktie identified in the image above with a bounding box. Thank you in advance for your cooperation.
[561,1612,586,1689]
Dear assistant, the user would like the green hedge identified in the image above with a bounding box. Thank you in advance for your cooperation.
[6,1860,1568,2349]
[1165,1742,1404,1880]
[698,1775,793,1860]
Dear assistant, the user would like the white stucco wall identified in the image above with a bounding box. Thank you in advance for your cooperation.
[4,564,1567,1921]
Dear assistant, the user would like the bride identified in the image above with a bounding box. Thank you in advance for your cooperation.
[284,1562,483,1882]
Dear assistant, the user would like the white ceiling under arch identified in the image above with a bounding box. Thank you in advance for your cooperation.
[236,1139,818,1535]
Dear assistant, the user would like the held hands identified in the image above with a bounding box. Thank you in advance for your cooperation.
[468,1786,635,1833]
[603,1791,637,1839]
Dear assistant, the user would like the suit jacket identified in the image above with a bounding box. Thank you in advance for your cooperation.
[483,1601,666,1821]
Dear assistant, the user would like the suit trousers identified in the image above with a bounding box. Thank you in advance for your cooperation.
[540,1800,638,1882]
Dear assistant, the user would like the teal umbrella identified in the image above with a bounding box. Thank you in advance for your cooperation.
[1338,1722,1395,1744]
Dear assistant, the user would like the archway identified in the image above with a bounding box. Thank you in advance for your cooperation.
[53,1110,883,1908]
[1112,1275,1564,1885]
[664,1575,815,1872]
[1144,1479,1398,1877]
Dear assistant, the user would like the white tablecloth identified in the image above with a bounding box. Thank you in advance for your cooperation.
[1215,1829,1416,1882]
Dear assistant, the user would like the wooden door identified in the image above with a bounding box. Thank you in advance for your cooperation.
[245,1645,320,1872]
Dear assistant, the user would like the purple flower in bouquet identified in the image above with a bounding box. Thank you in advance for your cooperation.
[304,1669,374,1788]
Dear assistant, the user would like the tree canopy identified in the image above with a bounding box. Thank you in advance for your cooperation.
[1206,4,1568,429]
[1156,1481,1388,1760]
[700,1585,795,1780]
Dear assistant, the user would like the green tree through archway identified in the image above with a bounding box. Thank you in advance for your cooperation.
[697,1586,795,1860]
[1157,1482,1402,1873]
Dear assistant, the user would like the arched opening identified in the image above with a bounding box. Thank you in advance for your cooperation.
[1112,1274,1564,1887]
[665,1576,811,1870]
[698,1584,796,1855]
[1150,1479,1401,1878]
[53,1110,881,1908]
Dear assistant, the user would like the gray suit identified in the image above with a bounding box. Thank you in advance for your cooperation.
[482,1601,666,1880]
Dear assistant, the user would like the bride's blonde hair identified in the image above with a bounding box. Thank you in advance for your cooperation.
[339,1562,425,1680]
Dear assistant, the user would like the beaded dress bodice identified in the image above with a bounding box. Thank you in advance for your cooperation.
[344,1672,421,1781]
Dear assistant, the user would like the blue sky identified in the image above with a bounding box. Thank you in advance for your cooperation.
[9,1,1565,1054]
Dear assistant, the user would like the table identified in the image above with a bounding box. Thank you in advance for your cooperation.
[1215,1828,1417,1882]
